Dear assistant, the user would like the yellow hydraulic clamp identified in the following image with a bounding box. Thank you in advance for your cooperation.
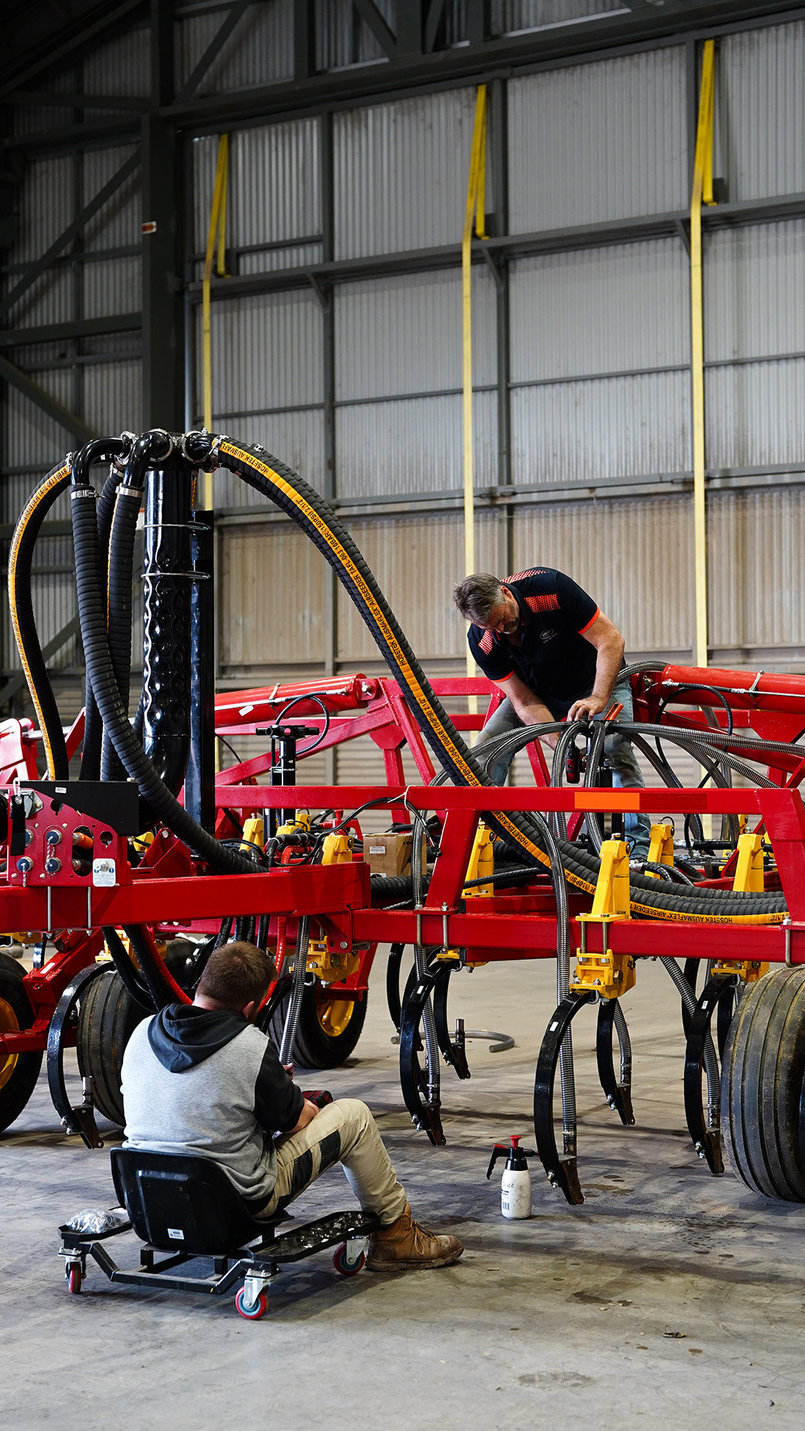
[732,830,765,893]
[307,832,361,982]
[572,838,636,999]
[646,821,675,872]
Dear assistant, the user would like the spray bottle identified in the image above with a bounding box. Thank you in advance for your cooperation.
[486,1135,535,1219]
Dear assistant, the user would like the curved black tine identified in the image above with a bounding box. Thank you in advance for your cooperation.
[47,963,108,1149]
[534,990,595,1206]
[683,972,738,1175]
[399,962,452,1147]
[596,999,635,1126]
[385,942,406,1033]
[681,957,701,1037]
[433,964,470,1079]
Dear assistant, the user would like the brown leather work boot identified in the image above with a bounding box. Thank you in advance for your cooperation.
[366,1203,464,1272]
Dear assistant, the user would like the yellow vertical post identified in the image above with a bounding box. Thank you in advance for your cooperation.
[462,87,488,691]
[689,40,716,669]
[201,133,230,510]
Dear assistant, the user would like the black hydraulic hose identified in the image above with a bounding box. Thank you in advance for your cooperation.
[102,926,155,1011]
[82,464,124,780]
[101,476,144,781]
[213,436,787,925]
[124,924,192,1007]
[8,460,74,778]
[69,445,254,876]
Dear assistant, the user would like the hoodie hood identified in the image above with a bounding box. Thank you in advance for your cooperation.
[147,1003,249,1072]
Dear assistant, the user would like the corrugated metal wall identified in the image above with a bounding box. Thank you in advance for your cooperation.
[6,4,805,753]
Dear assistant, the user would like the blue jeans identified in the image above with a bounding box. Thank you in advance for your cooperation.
[474,673,651,856]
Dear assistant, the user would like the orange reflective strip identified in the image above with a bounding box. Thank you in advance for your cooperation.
[577,791,640,811]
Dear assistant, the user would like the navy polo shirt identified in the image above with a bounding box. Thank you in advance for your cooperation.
[467,568,602,707]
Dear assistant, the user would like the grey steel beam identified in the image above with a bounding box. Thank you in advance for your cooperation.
[151,0,174,105]
[155,2,805,131]
[294,0,316,82]
[8,90,149,111]
[0,0,147,100]
[0,617,80,710]
[397,1,426,56]
[142,7,183,430]
[0,152,140,323]
[177,0,253,103]
[7,3,805,155]
[424,0,449,53]
[185,189,805,311]
[489,78,511,500]
[0,314,141,348]
[351,0,397,59]
[141,113,184,430]
[466,0,491,46]
[0,354,97,444]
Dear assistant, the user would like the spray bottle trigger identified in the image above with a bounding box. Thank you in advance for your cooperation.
[486,1144,509,1179]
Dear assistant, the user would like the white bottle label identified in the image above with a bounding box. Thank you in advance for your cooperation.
[501,1170,532,1219]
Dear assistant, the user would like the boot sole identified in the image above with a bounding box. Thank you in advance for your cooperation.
[366,1251,464,1272]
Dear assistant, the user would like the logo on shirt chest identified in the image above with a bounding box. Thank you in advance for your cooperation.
[538,627,558,644]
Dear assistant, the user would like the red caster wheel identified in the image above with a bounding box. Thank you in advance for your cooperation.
[235,1285,268,1320]
[333,1242,365,1276]
[67,1264,82,1295]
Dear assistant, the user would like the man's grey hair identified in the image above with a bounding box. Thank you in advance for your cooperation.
[453,572,505,625]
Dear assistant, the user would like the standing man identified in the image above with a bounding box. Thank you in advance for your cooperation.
[453,568,650,858]
[121,941,464,1272]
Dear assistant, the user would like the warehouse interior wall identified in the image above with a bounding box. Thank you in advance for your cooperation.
[3,1,805,756]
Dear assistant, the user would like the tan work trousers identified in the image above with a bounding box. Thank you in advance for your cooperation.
[256,1097,407,1227]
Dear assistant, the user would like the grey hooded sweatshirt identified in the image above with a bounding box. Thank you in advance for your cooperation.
[121,1004,304,1210]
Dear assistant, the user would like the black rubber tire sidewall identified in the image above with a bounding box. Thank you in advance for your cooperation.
[76,940,196,1127]
[721,968,805,1201]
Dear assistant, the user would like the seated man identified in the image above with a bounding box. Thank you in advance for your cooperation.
[121,940,463,1272]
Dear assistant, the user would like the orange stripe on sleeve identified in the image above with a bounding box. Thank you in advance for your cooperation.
[578,606,600,635]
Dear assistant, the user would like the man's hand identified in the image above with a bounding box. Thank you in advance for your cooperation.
[567,693,609,723]
[288,1098,320,1135]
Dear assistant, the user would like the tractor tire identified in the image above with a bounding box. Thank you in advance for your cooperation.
[721,967,805,1202]
[0,954,44,1133]
[76,940,195,1128]
[268,979,367,1070]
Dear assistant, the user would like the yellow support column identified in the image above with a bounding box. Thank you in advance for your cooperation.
[201,133,230,510]
[689,40,716,669]
[462,87,488,705]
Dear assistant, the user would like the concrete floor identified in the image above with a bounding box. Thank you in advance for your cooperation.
[3,953,805,1431]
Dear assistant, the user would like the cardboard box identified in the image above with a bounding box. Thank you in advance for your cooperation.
[365,831,412,877]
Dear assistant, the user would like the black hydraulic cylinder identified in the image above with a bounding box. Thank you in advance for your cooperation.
[141,456,194,796]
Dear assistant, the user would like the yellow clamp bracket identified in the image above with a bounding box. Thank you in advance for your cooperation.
[276,811,311,839]
[321,833,353,865]
[307,833,360,982]
[241,814,265,855]
[645,822,675,876]
[732,831,764,893]
[572,839,636,999]
[463,820,494,898]
[712,958,768,984]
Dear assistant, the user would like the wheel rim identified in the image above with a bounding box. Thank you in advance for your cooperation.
[315,988,355,1040]
[236,1288,266,1319]
[0,996,21,1092]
